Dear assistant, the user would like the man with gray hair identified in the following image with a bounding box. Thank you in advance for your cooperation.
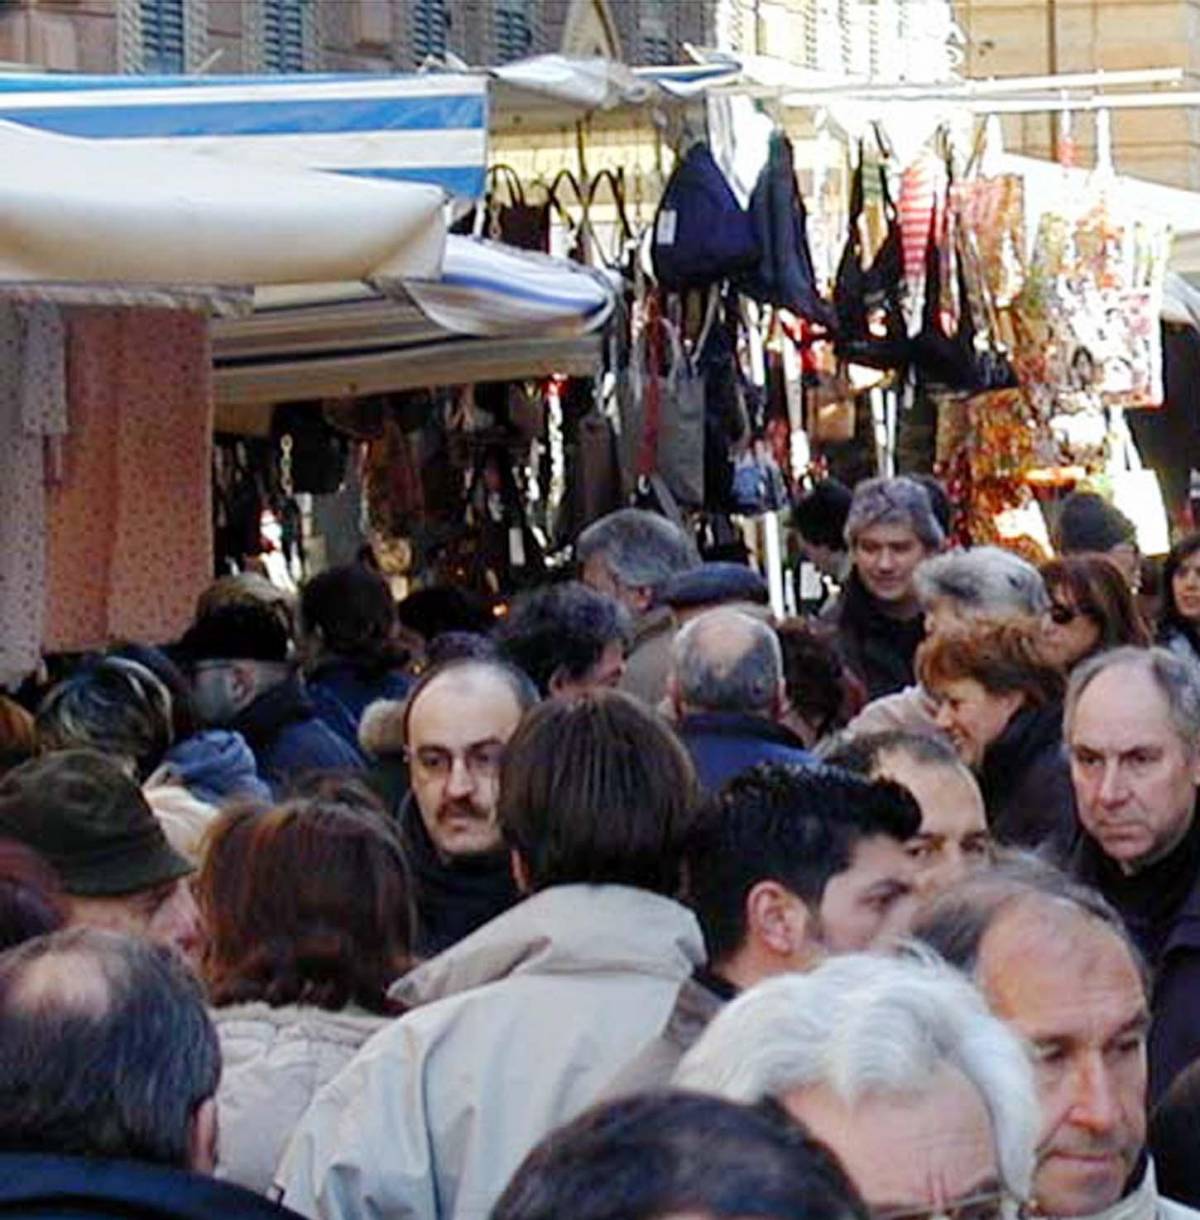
[0,928,300,1219]
[1063,645,1200,1103]
[843,544,1048,740]
[668,607,815,790]
[912,858,1200,1220]
[577,508,699,706]
[674,950,1039,1218]
[833,475,945,701]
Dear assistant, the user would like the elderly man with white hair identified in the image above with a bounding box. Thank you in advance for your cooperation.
[675,951,1039,1220]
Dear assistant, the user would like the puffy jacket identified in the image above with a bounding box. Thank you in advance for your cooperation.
[276,884,705,1220]
[231,673,365,798]
[213,1002,391,1195]
[0,1151,305,1220]
[159,729,271,806]
[306,657,413,750]
[1071,1162,1200,1220]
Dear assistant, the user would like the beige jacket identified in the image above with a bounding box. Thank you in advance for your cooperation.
[276,884,705,1220]
[213,1002,390,1195]
[619,606,677,707]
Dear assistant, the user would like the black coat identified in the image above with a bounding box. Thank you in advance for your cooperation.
[979,701,1075,852]
[830,572,926,701]
[0,1152,305,1220]
[397,793,519,958]
[1070,811,1200,1104]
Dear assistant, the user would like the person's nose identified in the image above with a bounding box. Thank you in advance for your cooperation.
[935,843,968,891]
[1067,1054,1121,1135]
[933,702,955,732]
[1097,758,1127,807]
[444,753,476,799]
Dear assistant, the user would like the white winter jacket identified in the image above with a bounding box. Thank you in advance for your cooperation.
[276,884,705,1220]
[213,1002,390,1195]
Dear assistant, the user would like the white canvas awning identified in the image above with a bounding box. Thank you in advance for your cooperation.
[0,119,446,288]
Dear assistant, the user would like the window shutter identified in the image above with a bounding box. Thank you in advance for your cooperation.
[140,0,185,73]
[495,0,534,63]
[262,0,310,73]
[412,0,449,62]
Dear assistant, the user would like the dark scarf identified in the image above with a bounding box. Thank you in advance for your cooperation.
[979,701,1067,847]
[837,571,925,699]
[398,794,518,959]
[1077,809,1200,967]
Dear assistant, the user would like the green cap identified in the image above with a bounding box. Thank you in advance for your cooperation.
[0,750,193,897]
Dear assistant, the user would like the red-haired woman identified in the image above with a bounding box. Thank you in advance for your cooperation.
[197,794,415,1194]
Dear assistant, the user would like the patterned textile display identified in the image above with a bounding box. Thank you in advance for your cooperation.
[44,307,213,652]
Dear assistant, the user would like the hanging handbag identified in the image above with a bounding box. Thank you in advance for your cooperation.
[834,147,910,370]
[651,142,759,291]
[915,197,1017,395]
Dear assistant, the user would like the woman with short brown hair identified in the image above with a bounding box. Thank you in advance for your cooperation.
[197,795,415,1194]
[916,617,1072,852]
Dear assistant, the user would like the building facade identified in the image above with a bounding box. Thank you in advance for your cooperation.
[0,1,953,78]
[953,0,1200,189]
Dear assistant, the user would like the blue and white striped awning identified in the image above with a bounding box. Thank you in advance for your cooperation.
[0,71,488,199]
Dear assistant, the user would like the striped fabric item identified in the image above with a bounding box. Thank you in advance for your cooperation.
[0,71,488,199]
[400,236,616,337]
[899,148,944,293]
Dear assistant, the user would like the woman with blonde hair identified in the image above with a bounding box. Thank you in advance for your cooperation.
[916,617,1072,852]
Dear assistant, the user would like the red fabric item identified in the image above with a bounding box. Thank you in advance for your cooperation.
[44,307,213,651]
[899,151,945,292]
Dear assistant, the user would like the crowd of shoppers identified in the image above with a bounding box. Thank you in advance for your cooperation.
[7,482,1200,1220]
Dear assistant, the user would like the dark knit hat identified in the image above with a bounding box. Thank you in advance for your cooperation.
[0,750,193,897]
[1058,492,1137,555]
[792,479,852,551]
[657,562,768,610]
[178,603,290,665]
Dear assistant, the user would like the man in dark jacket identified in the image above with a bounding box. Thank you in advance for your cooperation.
[1064,646,1200,1103]
[830,475,945,700]
[0,927,303,1220]
[668,607,815,790]
[179,601,363,797]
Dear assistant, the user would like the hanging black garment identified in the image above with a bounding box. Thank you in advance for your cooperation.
[738,131,836,329]
[834,152,910,370]
[913,202,1017,394]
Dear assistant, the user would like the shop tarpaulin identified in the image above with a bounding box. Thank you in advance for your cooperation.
[0,119,446,286]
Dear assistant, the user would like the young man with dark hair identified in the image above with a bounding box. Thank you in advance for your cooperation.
[493,1091,869,1220]
[608,763,920,1095]
[279,690,707,1220]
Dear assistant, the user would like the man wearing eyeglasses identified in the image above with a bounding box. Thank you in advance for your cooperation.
[391,657,538,957]
[915,857,1200,1220]
[674,951,1039,1220]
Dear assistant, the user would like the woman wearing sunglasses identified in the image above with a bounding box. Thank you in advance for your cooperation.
[1159,534,1200,671]
[1039,554,1151,672]
[917,617,1072,852]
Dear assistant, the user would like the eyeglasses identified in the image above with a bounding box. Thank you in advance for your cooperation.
[873,1190,1027,1220]
[407,742,505,781]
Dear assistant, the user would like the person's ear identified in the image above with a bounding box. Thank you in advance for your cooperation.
[228,661,257,707]
[745,881,811,958]
[666,671,684,719]
[510,849,532,895]
[547,666,573,698]
[629,585,654,615]
[187,1096,219,1175]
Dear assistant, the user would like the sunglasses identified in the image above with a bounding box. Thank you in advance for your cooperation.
[1048,603,1085,626]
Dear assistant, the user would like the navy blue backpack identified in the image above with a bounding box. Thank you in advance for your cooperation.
[651,142,759,291]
